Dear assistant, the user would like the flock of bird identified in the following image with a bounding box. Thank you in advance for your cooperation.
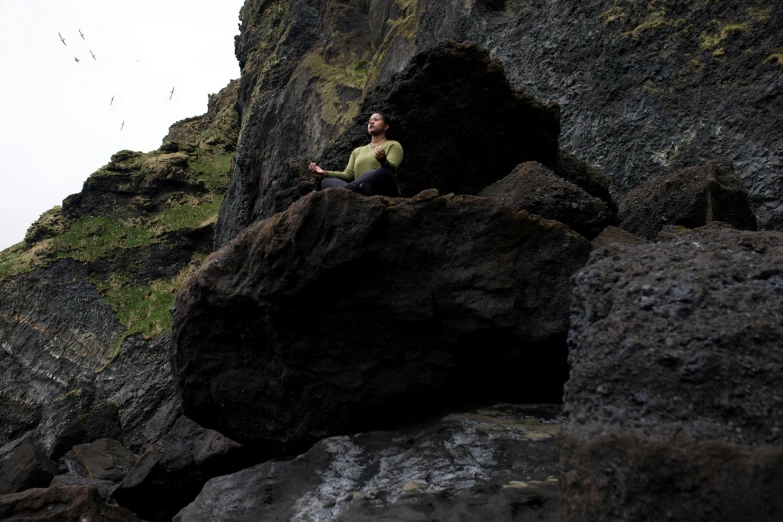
[58,29,175,131]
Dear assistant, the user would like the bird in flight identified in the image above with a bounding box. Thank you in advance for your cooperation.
[79,29,85,40]
[90,50,96,60]
[110,95,114,105]
[74,57,80,63]
[169,87,175,100]
[59,33,66,46]
[121,121,125,130]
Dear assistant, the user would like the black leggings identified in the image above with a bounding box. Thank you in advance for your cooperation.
[321,166,400,197]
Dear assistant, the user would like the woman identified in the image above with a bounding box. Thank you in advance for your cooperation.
[310,113,403,197]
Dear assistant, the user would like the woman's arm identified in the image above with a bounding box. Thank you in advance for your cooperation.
[384,142,403,172]
[325,150,357,181]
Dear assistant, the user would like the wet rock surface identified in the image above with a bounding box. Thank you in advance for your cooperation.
[113,415,249,522]
[479,162,614,239]
[320,42,560,199]
[175,189,591,453]
[0,484,143,522]
[619,159,757,240]
[175,404,562,522]
[560,227,783,520]
[0,441,56,495]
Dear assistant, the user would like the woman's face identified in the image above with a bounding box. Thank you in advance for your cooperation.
[367,113,387,135]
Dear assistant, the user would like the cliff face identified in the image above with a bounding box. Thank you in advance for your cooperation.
[216,0,782,247]
[0,80,240,456]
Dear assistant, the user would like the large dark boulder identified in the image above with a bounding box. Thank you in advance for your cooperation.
[175,404,562,522]
[560,227,783,521]
[544,150,618,214]
[479,162,615,239]
[112,415,248,522]
[0,485,143,522]
[174,188,591,454]
[320,41,561,198]
[0,441,57,495]
[618,159,757,240]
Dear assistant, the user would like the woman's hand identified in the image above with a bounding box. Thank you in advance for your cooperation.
[309,162,326,176]
[373,147,387,164]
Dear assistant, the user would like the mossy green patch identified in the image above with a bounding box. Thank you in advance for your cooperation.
[49,218,154,263]
[155,196,223,232]
[303,54,371,126]
[700,22,749,50]
[93,261,202,372]
[189,153,233,192]
[767,53,783,66]
[0,243,35,282]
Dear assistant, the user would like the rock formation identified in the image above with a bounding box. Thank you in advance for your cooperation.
[561,227,783,520]
[0,81,240,459]
[1,0,781,519]
[173,189,591,453]
[319,42,561,199]
[175,404,562,522]
[619,159,757,240]
[479,162,615,239]
[0,485,143,522]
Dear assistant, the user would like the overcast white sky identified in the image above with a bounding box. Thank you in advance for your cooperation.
[0,0,245,251]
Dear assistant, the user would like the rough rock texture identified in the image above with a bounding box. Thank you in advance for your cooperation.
[319,42,560,198]
[219,0,783,244]
[0,485,143,522]
[0,80,240,461]
[479,162,614,239]
[175,189,591,453]
[591,226,647,249]
[51,403,123,459]
[619,159,757,240]
[175,404,562,522]
[0,260,179,458]
[215,0,423,247]
[544,150,618,214]
[49,475,118,501]
[655,220,738,242]
[113,415,248,522]
[560,227,783,521]
[65,438,136,482]
[0,441,56,495]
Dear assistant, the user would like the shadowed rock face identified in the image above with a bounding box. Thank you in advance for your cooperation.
[560,227,783,521]
[0,441,57,495]
[479,162,615,239]
[112,415,249,522]
[175,404,562,522]
[619,159,757,240]
[174,189,591,454]
[320,41,560,198]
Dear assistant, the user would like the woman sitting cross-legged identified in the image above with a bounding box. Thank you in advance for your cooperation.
[309,112,403,197]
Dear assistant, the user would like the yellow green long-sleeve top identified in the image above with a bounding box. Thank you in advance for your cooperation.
[325,140,403,182]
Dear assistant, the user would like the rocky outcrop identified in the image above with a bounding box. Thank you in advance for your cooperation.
[174,188,591,453]
[0,80,240,462]
[0,441,56,495]
[218,0,783,250]
[479,162,614,239]
[112,415,249,522]
[0,485,143,522]
[320,42,560,198]
[560,227,783,520]
[619,159,757,240]
[591,226,647,249]
[175,404,562,522]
